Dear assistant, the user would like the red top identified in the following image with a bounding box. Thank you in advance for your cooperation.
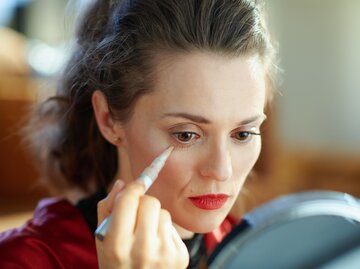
[0,198,238,268]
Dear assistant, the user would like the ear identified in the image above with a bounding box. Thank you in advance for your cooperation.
[92,90,125,146]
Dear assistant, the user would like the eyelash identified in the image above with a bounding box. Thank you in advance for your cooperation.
[171,132,200,148]
[230,131,261,144]
[170,130,261,147]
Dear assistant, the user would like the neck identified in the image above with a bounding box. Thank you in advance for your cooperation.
[117,147,135,184]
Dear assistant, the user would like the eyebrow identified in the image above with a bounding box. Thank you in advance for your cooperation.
[161,112,267,125]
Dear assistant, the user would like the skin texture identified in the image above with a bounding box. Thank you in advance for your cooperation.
[93,51,267,268]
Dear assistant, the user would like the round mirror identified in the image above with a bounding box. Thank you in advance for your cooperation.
[208,191,360,269]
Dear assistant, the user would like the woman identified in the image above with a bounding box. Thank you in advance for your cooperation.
[0,0,276,268]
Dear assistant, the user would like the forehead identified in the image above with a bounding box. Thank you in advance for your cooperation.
[138,52,266,122]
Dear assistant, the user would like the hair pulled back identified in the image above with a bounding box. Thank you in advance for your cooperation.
[26,0,276,194]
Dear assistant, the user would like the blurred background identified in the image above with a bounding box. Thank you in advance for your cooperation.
[0,0,359,231]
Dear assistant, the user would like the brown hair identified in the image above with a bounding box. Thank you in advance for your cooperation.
[26,0,277,194]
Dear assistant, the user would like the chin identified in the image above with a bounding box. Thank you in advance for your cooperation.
[176,212,228,234]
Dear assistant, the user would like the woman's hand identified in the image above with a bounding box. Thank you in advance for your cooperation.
[96,180,190,269]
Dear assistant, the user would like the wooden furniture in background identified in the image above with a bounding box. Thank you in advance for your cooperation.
[0,76,50,216]
[234,148,360,217]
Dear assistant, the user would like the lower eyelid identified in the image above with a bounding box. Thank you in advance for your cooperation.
[170,137,197,149]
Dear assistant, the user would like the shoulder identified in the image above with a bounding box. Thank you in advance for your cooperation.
[0,198,98,268]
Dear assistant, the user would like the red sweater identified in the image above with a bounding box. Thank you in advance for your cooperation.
[0,198,238,268]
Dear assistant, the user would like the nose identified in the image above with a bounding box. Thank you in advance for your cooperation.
[199,144,233,181]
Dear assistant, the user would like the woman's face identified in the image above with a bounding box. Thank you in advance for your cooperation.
[119,52,267,233]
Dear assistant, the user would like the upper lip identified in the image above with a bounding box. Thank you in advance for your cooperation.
[189,194,230,199]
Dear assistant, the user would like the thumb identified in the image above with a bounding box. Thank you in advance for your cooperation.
[97,179,125,224]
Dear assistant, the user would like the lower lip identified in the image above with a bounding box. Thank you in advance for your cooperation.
[189,195,229,210]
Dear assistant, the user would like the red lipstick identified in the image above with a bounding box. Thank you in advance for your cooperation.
[189,194,229,210]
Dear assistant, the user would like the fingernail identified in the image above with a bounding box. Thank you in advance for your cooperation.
[134,177,145,185]
[113,179,124,190]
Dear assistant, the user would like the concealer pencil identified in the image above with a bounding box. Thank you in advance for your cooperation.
[95,146,174,241]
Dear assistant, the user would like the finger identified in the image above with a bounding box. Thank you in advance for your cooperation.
[157,209,175,253]
[134,195,161,245]
[171,226,184,247]
[106,181,146,246]
[97,179,125,224]
[171,225,190,264]
[158,209,173,240]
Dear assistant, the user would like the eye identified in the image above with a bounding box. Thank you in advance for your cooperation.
[172,132,200,144]
[231,131,261,143]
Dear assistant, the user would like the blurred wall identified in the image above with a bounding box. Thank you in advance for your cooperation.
[265,0,360,154]
[23,0,71,44]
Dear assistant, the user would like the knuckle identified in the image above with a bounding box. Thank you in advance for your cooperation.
[140,195,161,208]
[116,190,138,204]
[180,257,190,269]
[172,250,190,269]
[126,182,144,193]
[159,209,171,222]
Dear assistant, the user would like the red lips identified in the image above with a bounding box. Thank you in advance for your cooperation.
[188,194,229,210]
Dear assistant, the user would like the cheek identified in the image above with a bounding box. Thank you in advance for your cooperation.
[124,124,197,196]
[148,149,196,194]
[232,141,262,180]
[123,125,167,177]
